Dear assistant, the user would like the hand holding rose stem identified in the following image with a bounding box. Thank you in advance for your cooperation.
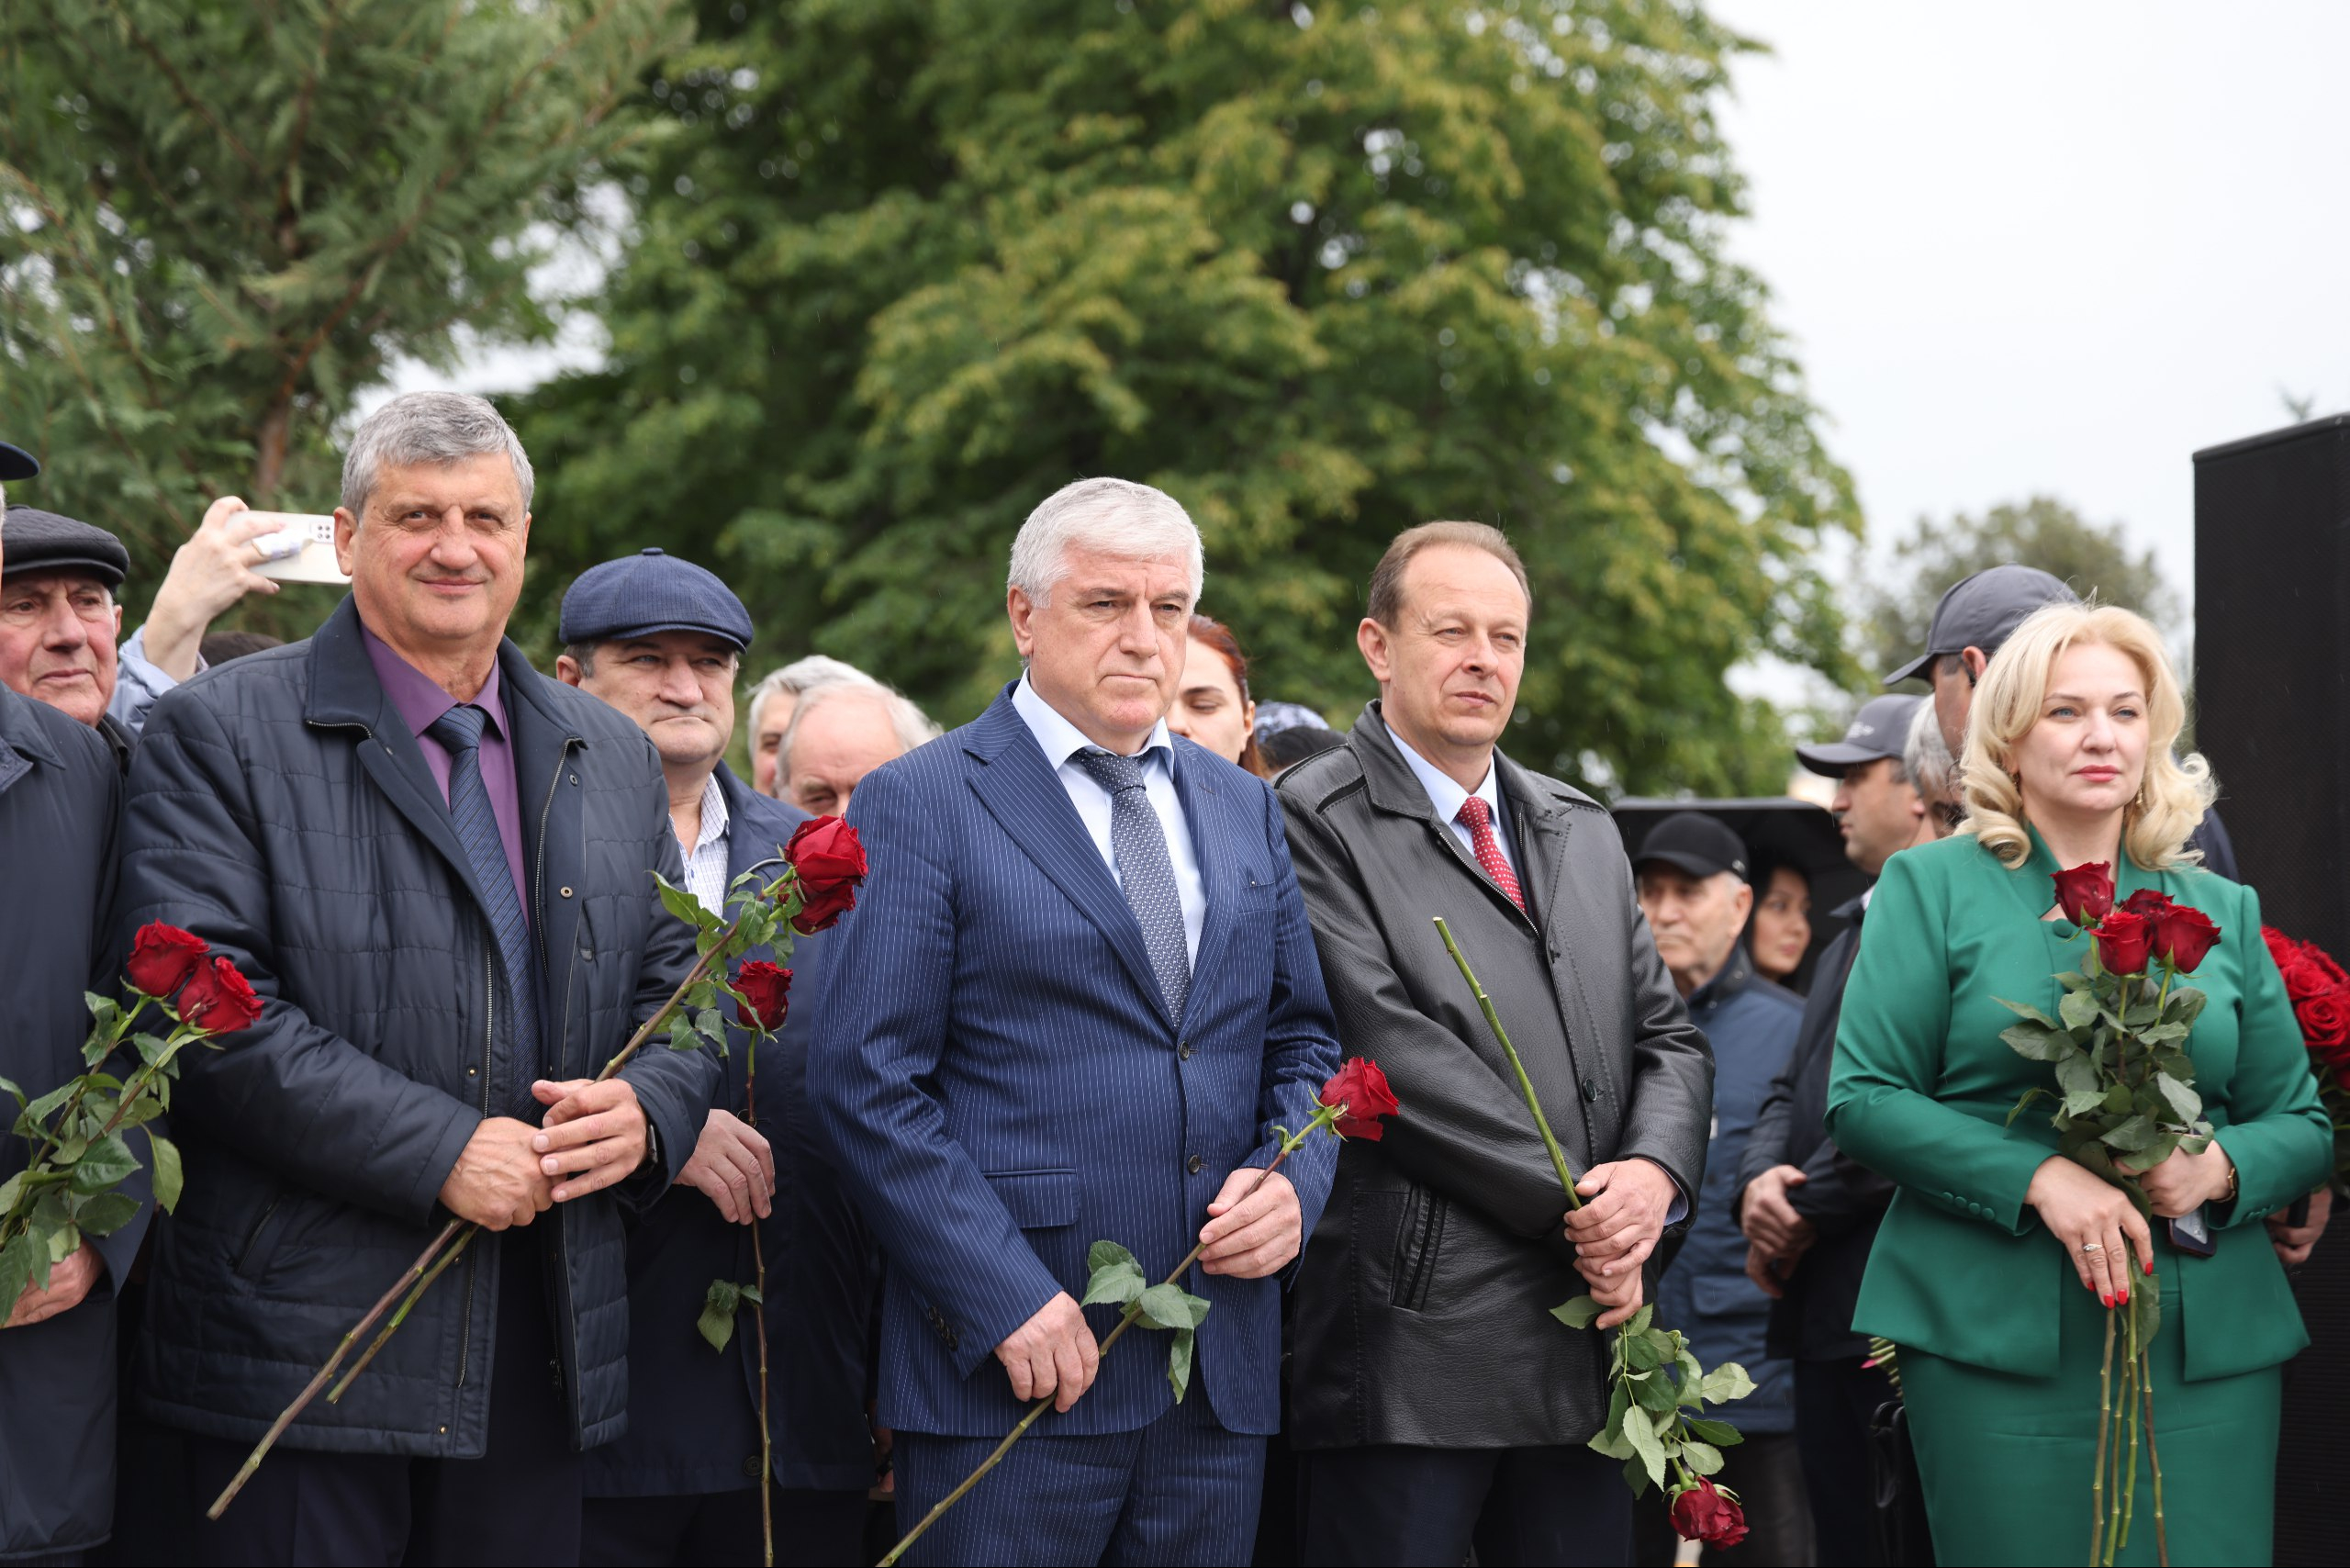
[204,812,867,1525]
[875,1059,1399,1568]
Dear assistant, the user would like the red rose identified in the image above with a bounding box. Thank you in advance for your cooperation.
[733,960,793,1032]
[2297,991,2350,1054]
[1319,1058,1401,1141]
[2121,888,2173,918]
[1670,1478,1749,1549]
[2151,902,2221,974]
[126,922,209,999]
[177,955,263,1035]
[786,816,867,934]
[2052,862,2115,927]
[2094,909,2155,976]
[2303,942,2350,992]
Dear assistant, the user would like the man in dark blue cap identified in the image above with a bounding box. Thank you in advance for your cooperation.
[1632,812,1810,1566]
[556,548,878,1567]
[1,440,140,1562]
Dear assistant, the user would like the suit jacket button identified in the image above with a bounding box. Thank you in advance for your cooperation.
[1188,1154,1204,1175]
[744,1455,763,1479]
[1178,1040,1193,1060]
[1580,1077,1599,1103]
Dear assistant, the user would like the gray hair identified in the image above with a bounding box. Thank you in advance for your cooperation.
[1007,477,1203,609]
[779,678,941,779]
[341,391,535,518]
[1904,693,1960,822]
[746,654,878,736]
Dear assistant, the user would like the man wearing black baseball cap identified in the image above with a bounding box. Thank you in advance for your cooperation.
[1632,812,1810,1564]
[1885,564,2076,761]
[555,547,878,1567]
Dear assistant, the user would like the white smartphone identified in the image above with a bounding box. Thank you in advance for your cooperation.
[243,511,351,585]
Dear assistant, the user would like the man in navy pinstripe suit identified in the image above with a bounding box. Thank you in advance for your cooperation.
[809,477,1345,1565]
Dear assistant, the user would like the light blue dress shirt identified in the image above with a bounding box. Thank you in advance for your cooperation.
[1012,674,1206,964]
[1385,722,1516,877]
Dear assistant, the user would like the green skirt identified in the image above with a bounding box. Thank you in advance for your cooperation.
[1904,1259,2280,1566]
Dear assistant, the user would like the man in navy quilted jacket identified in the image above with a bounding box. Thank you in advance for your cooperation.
[115,393,714,1566]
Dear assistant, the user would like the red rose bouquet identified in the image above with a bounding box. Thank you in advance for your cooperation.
[1,924,252,1307]
[2261,924,2350,1193]
[1998,863,2223,1565]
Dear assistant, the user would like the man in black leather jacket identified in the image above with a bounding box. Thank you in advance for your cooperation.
[1277,522,1713,1566]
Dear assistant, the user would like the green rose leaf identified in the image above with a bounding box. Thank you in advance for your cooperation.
[2058,989,2100,1033]
[1624,1333,1664,1372]
[1628,1305,1654,1336]
[698,1279,743,1352]
[1168,1326,1195,1401]
[146,1129,184,1213]
[655,875,716,936]
[73,1191,140,1236]
[2054,969,2095,991]
[1683,1439,1726,1476]
[2165,987,2209,1027]
[0,1230,39,1305]
[1081,1242,1147,1308]
[1684,1417,1745,1447]
[2100,1114,2159,1153]
[1630,1370,1680,1413]
[1698,1362,1758,1406]
[2000,1023,2075,1062]
[1135,1282,1201,1332]
[1550,1294,1605,1330]
[69,1134,139,1194]
[1622,1391,1669,1490]
[2154,1073,2202,1125]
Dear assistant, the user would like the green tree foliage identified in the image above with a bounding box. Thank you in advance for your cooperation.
[0,0,686,627]
[1858,496,2181,687]
[515,0,1857,793]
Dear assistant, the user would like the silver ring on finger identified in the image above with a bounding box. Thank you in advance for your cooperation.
[2079,1241,2105,1253]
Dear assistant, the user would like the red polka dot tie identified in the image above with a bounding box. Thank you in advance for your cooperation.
[1456,796,1525,913]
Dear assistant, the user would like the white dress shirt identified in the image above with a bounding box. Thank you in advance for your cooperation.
[1386,722,1516,877]
[1013,674,1206,964]
[679,771,733,914]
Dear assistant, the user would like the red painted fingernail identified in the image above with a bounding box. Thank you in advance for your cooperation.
[2100,1293,2114,1308]
[2119,1290,2129,1306]
[2143,1258,2153,1276]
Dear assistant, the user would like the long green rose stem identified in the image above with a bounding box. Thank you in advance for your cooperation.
[747,1036,775,1568]
[2092,1308,2112,1563]
[876,1127,1324,1568]
[2142,1337,2169,1567]
[207,902,762,1520]
[1433,918,1580,1210]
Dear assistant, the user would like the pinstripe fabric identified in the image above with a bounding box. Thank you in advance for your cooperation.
[892,1383,1262,1567]
[806,684,1345,1456]
[427,702,541,1110]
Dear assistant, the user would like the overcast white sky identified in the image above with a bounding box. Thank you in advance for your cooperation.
[1707,0,2350,613]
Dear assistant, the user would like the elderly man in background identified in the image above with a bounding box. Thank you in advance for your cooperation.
[1734,694,1925,1567]
[746,654,876,797]
[0,444,139,1562]
[554,548,878,1567]
[777,677,940,817]
[116,392,716,1566]
[1274,521,1712,1567]
[1632,813,1807,1566]
[0,491,285,754]
[811,477,1343,1565]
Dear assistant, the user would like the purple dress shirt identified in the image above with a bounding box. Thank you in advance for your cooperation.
[362,622,531,919]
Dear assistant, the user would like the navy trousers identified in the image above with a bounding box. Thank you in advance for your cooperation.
[891,1388,1263,1567]
[580,1484,867,1566]
[177,1236,580,1567]
[1296,1442,1633,1566]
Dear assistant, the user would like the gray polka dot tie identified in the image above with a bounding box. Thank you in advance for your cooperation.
[1073,749,1191,1026]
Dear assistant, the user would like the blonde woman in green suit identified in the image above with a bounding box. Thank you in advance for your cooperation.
[1826,601,2330,1565]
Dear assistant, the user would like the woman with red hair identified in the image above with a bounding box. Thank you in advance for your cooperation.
[1171,613,1269,778]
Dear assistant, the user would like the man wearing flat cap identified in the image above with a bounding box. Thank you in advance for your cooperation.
[115,392,715,1565]
[0,488,291,758]
[0,442,139,1562]
[1632,812,1808,1564]
[555,549,878,1567]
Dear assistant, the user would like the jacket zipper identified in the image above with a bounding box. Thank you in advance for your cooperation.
[233,1192,284,1278]
[535,738,581,1418]
[456,946,495,1389]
